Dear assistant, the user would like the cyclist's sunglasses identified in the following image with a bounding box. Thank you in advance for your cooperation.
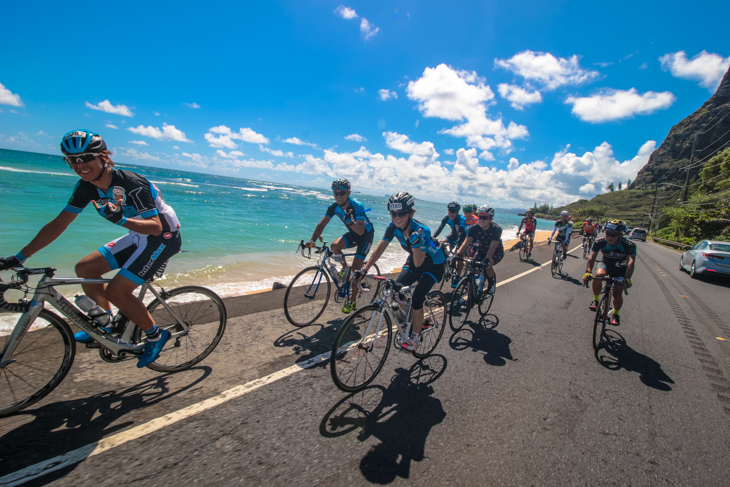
[333,190,347,196]
[447,209,457,213]
[479,215,491,220]
[65,153,101,165]
[605,231,621,237]
[390,210,410,218]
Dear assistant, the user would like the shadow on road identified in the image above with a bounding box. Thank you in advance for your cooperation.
[319,357,447,483]
[449,315,515,366]
[596,330,674,391]
[0,367,212,476]
[274,320,342,361]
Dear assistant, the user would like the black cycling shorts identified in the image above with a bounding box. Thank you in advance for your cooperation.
[397,258,444,310]
[99,231,182,285]
[339,229,374,261]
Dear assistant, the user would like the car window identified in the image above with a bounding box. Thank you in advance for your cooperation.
[698,241,709,250]
[693,241,704,250]
[709,243,730,252]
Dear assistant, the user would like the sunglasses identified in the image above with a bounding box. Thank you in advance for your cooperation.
[479,215,491,220]
[448,209,457,213]
[65,153,101,165]
[333,190,347,197]
[390,210,410,218]
[606,231,620,237]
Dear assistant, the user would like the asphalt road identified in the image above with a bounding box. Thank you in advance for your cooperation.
[2,238,730,486]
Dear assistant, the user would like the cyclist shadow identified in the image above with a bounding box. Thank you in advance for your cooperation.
[596,330,674,391]
[449,315,515,366]
[273,321,343,362]
[0,367,211,475]
[320,357,447,484]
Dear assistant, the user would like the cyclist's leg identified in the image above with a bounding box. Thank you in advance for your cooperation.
[410,267,442,335]
[485,248,503,291]
[593,265,607,296]
[528,232,534,252]
[348,231,373,302]
[76,250,112,310]
[330,235,348,269]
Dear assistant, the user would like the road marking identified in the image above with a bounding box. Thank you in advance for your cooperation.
[0,244,581,486]
[718,337,726,341]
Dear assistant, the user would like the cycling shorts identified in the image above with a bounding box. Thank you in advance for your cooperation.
[398,258,445,310]
[442,231,466,247]
[99,231,182,285]
[597,262,627,279]
[338,229,374,261]
[521,230,535,237]
[475,247,504,266]
[557,235,570,244]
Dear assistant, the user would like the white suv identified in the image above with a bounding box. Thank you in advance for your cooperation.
[630,228,647,242]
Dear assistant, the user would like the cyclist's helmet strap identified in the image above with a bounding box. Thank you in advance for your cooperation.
[331,178,351,191]
[60,129,107,155]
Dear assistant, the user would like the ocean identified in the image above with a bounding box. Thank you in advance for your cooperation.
[0,148,554,332]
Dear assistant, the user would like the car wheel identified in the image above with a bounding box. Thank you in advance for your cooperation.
[679,256,684,271]
[690,261,698,279]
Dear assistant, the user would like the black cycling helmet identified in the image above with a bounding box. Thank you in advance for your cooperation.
[387,192,415,212]
[60,129,107,155]
[477,205,495,217]
[447,201,461,212]
[331,178,351,191]
[605,220,626,234]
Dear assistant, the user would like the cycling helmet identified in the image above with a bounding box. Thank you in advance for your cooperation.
[586,217,593,223]
[560,210,570,217]
[387,192,415,212]
[60,129,107,155]
[331,178,351,191]
[447,201,461,212]
[605,220,626,234]
[526,209,534,214]
[477,205,495,216]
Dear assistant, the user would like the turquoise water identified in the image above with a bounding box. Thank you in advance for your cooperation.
[0,148,554,300]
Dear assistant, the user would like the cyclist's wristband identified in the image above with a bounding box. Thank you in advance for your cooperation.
[16,251,27,262]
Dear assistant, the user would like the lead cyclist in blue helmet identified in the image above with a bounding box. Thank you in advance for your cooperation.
[307,178,375,313]
[360,192,446,351]
[0,130,182,368]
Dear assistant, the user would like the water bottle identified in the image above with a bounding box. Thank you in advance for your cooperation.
[329,263,340,281]
[391,302,406,323]
[75,295,111,327]
[475,276,485,292]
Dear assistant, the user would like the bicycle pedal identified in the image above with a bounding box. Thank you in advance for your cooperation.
[85,342,101,349]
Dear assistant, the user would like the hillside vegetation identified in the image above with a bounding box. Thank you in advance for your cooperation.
[538,189,656,226]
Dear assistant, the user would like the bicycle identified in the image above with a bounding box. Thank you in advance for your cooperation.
[586,275,628,350]
[548,239,566,277]
[438,244,460,291]
[518,232,532,262]
[448,257,495,332]
[330,276,446,392]
[582,234,595,260]
[0,266,227,417]
[283,239,382,327]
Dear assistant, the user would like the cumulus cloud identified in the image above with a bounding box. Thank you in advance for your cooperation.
[579,183,596,194]
[185,102,201,109]
[659,50,730,91]
[494,51,600,90]
[260,145,294,158]
[565,88,675,123]
[204,125,269,148]
[106,124,118,129]
[384,132,438,158]
[497,83,542,110]
[345,133,366,142]
[0,132,38,147]
[0,83,23,107]
[283,137,317,147]
[407,64,528,159]
[118,147,162,161]
[129,140,149,146]
[127,123,191,142]
[215,150,245,159]
[334,5,378,40]
[85,100,133,117]
[378,89,398,101]
[334,5,358,19]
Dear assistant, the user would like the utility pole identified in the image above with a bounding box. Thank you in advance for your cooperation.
[640,205,645,228]
[650,183,659,230]
[682,133,698,202]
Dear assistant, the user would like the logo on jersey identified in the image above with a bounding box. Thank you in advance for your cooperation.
[164,232,172,239]
[112,186,126,203]
[106,242,116,248]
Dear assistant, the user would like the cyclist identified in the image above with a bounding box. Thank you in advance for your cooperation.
[463,204,479,228]
[516,209,537,257]
[307,178,374,313]
[582,220,636,325]
[581,217,598,250]
[456,205,503,294]
[433,201,468,287]
[548,210,573,259]
[360,192,445,351]
[0,130,181,368]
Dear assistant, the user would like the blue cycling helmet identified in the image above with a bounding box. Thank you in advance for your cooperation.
[60,129,107,155]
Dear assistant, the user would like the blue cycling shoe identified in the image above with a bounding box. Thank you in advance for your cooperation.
[137,329,170,368]
[74,327,111,344]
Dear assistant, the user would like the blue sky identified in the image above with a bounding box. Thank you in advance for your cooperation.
[2,0,729,207]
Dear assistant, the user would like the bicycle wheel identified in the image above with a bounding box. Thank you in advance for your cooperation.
[478,277,495,316]
[439,262,452,290]
[593,295,609,350]
[583,243,589,260]
[330,305,392,392]
[354,263,382,309]
[142,286,227,372]
[448,278,474,331]
[0,309,75,417]
[284,266,331,326]
[413,291,446,358]
[551,252,559,276]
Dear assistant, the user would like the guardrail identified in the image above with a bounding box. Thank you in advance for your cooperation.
[650,237,692,249]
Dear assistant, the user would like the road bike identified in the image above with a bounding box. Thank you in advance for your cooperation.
[0,266,227,417]
[438,244,460,290]
[448,257,495,331]
[330,276,446,392]
[587,275,628,350]
[582,234,596,260]
[518,232,532,262]
[549,239,566,277]
[283,239,382,327]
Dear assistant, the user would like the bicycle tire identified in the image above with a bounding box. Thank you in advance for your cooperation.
[439,262,452,291]
[551,252,559,276]
[413,290,446,358]
[330,304,392,392]
[140,286,227,372]
[284,266,331,326]
[353,263,382,309]
[448,278,473,332]
[593,295,609,350]
[0,309,76,417]
[478,279,495,316]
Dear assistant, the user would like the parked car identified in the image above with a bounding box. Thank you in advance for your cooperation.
[679,240,730,278]
[629,228,647,241]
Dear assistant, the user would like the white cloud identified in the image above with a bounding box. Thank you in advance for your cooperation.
[566,88,675,123]
[335,5,358,19]
[0,83,23,107]
[283,137,317,147]
[0,132,38,147]
[185,102,201,109]
[129,140,149,146]
[204,132,238,149]
[494,51,600,90]
[118,147,162,161]
[345,133,366,142]
[384,132,438,158]
[497,83,542,110]
[106,124,118,129]
[127,123,191,142]
[85,100,133,117]
[360,18,379,40]
[378,89,398,101]
[260,145,294,158]
[508,157,519,170]
[204,125,269,148]
[215,150,245,159]
[659,50,730,91]
[579,183,596,194]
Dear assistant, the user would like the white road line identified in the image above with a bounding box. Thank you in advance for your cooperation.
[1,243,581,486]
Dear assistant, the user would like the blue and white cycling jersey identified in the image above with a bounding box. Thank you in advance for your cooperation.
[382,219,445,265]
[324,197,373,233]
[433,214,467,240]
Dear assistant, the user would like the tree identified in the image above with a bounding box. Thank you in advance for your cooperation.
[606,182,615,192]
[618,182,622,190]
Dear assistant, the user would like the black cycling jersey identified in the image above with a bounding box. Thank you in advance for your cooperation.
[591,236,636,276]
[466,223,504,260]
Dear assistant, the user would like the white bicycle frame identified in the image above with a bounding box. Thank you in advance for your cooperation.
[355,279,416,351]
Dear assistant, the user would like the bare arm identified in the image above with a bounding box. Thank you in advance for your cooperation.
[20,210,78,258]
[457,236,472,256]
[121,214,163,236]
[485,240,499,262]
[362,240,389,273]
[625,255,635,280]
[309,217,329,242]
[348,218,366,236]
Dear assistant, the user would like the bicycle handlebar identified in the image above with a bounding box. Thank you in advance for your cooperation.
[0,268,37,313]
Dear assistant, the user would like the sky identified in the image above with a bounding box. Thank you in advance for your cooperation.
[1,0,729,207]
